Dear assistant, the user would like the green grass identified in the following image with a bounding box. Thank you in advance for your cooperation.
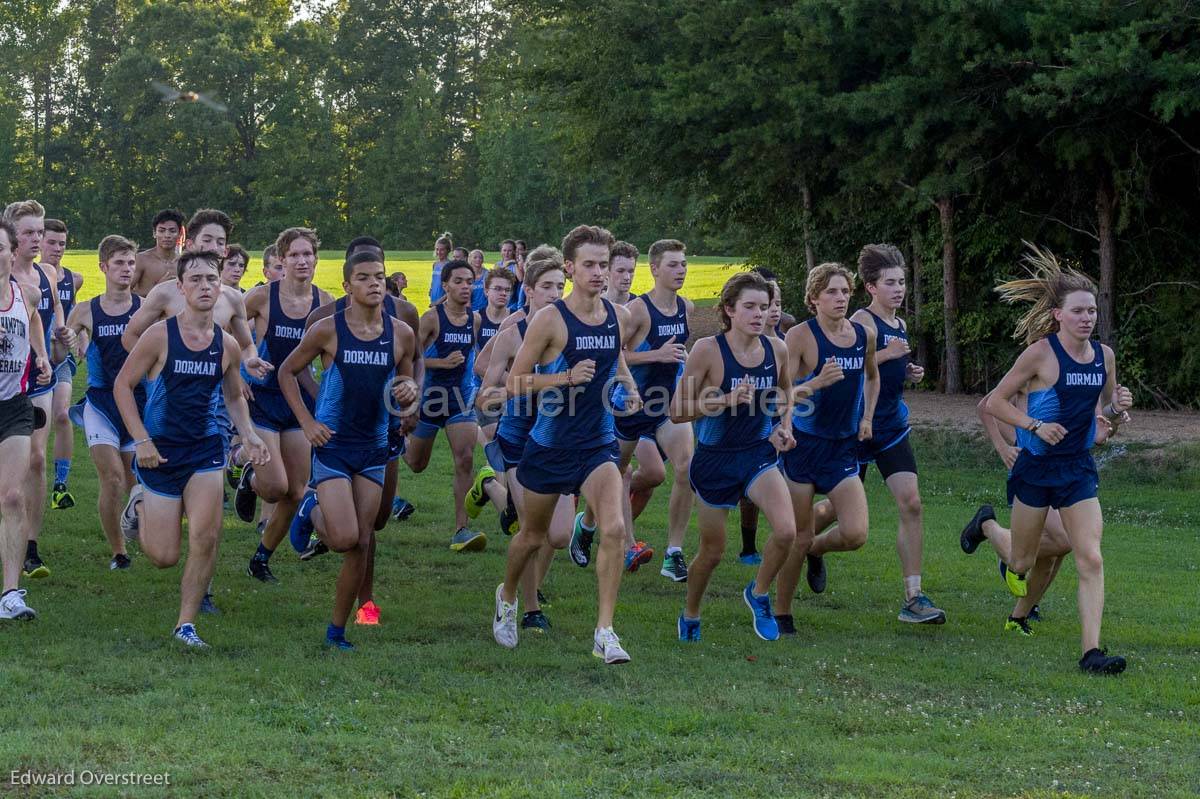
[1,397,1197,796]
[59,251,744,313]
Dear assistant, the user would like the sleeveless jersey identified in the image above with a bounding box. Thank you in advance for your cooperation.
[423,303,474,392]
[1017,336,1106,457]
[530,299,620,449]
[866,310,910,434]
[334,294,398,320]
[315,312,396,450]
[496,319,534,443]
[86,295,143,391]
[792,318,866,439]
[629,294,689,400]
[143,318,225,446]
[25,267,55,393]
[57,268,77,321]
[696,334,780,450]
[476,308,504,354]
[0,279,32,401]
[244,282,320,390]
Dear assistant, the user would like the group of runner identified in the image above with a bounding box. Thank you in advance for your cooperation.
[0,204,1133,673]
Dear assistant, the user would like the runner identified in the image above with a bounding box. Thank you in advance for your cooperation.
[0,217,53,621]
[981,245,1132,674]
[43,218,83,510]
[234,227,333,584]
[773,263,879,635]
[131,209,184,296]
[492,224,642,664]
[114,250,269,648]
[406,259,484,551]
[62,236,145,569]
[672,271,795,642]
[221,244,249,291]
[428,233,452,304]
[278,250,415,649]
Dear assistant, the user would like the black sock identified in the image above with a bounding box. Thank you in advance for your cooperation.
[26,540,38,559]
[253,543,273,562]
[740,525,757,557]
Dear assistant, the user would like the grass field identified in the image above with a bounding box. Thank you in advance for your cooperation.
[1,386,1197,796]
[58,251,743,312]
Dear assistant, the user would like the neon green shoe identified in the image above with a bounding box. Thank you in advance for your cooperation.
[1005,616,1034,637]
[464,467,496,519]
[1004,565,1028,597]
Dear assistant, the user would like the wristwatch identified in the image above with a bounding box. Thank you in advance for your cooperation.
[1028,419,1043,433]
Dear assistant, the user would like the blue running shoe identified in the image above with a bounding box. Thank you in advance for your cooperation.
[743,581,779,641]
[326,635,354,651]
[738,552,762,566]
[677,614,701,642]
[289,489,319,553]
[391,497,415,521]
[199,593,220,615]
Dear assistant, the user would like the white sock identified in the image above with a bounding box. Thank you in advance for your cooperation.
[904,575,922,600]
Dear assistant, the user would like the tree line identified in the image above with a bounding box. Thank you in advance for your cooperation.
[1,1,1198,404]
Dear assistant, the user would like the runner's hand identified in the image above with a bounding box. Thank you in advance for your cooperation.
[1034,422,1067,446]
[654,336,687,364]
[567,359,596,385]
[242,433,271,466]
[882,336,910,360]
[857,417,873,442]
[244,355,273,380]
[302,419,334,448]
[34,356,51,385]
[726,378,754,407]
[906,362,925,383]
[769,423,795,453]
[1000,444,1020,470]
[812,357,843,390]
[135,440,166,468]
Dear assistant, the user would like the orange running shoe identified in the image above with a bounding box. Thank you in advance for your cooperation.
[355,601,381,626]
[624,542,654,573]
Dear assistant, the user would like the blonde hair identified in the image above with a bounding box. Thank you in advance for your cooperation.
[995,242,1098,345]
[523,245,565,289]
[99,235,137,264]
[804,262,855,313]
[3,200,45,224]
[275,227,319,258]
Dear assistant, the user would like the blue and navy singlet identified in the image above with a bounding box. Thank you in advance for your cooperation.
[334,294,398,320]
[696,334,780,450]
[85,295,145,404]
[792,318,866,440]
[423,303,475,393]
[476,308,504,354]
[314,312,397,450]
[243,282,320,390]
[1017,335,1106,457]
[496,319,534,443]
[26,267,55,395]
[629,294,689,400]
[143,319,224,446]
[57,268,76,321]
[866,310,910,435]
[530,299,620,449]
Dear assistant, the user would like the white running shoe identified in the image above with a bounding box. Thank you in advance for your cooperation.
[492,583,518,649]
[173,623,209,649]
[120,484,144,542]
[592,627,630,665]
[0,589,37,620]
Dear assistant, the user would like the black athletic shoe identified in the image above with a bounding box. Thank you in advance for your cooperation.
[537,589,550,608]
[109,553,132,571]
[299,539,329,562]
[1079,647,1127,675]
[1005,615,1034,637]
[499,505,519,536]
[521,610,551,634]
[960,504,994,554]
[805,554,826,594]
[247,557,278,584]
[1028,604,1042,622]
[234,465,258,523]
[775,614,797,636]
[22,554,49,579]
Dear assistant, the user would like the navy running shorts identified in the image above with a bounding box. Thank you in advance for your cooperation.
[1007,451,1098,510]
[312,445,389,487]
[517,439,619,497]
[779,429,861,495]
[413,385,476,438]
[615,407,668,443]
[689,439,779,509]
[135,435,225,499]
[485,433,524,473]
[249,387,312,434]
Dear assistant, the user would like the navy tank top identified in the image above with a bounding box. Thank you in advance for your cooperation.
[423,303,474,391]
[244,282,320,390]
[792,318,866,439]
[866,309,910,434]
[86,295,142,391]
[315,312,396,450]
[143,318,224,446]
[334,294,398,320]
[530,299,620,449]
[476,308,504,354]
[57,268,76,320]
[696,334,780,450]
[629,294,689,398]
[496,319,534,444]
[1017,336,1106,457]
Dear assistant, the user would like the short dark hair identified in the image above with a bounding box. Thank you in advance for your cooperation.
[857,243,906,286]
[750,266,778,282]
[224,244,250,267]
[452,247,469,260]
[501,239,516,250]
[43,218,67,235]
[153,209,186,230]
[611,241,639,262]
[649,238,686,266]
[346,235,382,258]
[186,208,232,239]
[441,259,474,285]
[343,250,384,282]
[176,250,222,280]
[262,244,278,266]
